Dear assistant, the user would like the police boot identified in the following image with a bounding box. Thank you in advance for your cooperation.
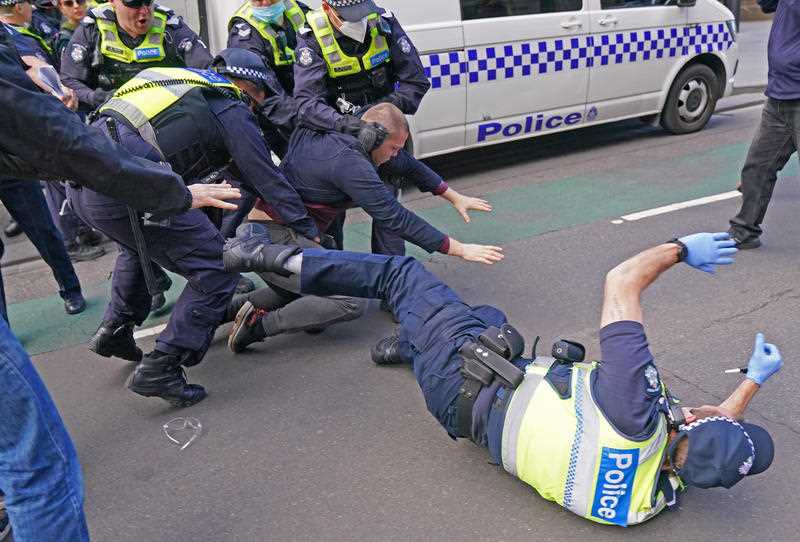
[370,334,406,365]
[228,301,267,353]
[3,220,21,238]
[127,351,207,407]
[88,320,142,362]
[223,224,300,276]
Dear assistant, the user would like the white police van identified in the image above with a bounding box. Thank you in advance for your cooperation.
[201,0,739,158]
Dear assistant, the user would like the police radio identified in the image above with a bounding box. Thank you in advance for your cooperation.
[551,339,585,365]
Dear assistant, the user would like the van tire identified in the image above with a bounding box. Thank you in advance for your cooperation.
[660,64,719,135]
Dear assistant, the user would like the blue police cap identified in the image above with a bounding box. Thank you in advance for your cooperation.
[669,416,774,489]
[326,0,378,22]
[0,0,26,6]
[211,48,282,96]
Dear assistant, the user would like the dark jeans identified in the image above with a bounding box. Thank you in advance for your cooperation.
[730,98,800,239]
[245,221,366,335]
[0,178,82,303]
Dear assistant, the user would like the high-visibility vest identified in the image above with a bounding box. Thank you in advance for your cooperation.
[305,10,390,79]
[229,0,306,67]
[100,67,240,160]
[501,358,678,526]
[9,24,52,56]
[94,5,167,64]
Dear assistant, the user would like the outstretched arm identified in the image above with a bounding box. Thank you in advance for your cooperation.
[600,233,737,327]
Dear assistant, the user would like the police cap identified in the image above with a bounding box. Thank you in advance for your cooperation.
[211,48,282,96]
[325,0,378,22]
[668,416,774,489]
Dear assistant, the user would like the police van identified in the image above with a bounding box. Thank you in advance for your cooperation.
[196,0,739,158]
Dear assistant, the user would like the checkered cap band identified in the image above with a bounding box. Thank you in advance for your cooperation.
[422,23,734,90]
[219,65,269,82]
[326,0,369,7]
[0,0,24,6]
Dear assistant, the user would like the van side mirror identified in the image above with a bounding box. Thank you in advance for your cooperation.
[676,0,697,6]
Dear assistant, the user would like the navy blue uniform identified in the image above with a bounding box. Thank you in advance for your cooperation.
[292,8,429,132]
[4,22,53,63]
[30,6,61,43]
[274,127,449,254]
[60,5,212,108]
[69,91,318,364]
[298,250,667,464]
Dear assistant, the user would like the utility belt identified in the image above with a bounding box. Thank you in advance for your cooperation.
[455,330,589,440]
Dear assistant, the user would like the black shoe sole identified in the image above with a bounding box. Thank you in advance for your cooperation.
[736,238,762,250]
[127,378,207,407]
[88,336,143,362]
[65,301,86,315]
[229,301,256,353]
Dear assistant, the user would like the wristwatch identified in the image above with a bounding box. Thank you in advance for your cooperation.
[667,238,688,262]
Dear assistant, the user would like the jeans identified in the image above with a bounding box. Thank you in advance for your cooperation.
[0,178,82,302]
[730,98,800,239]
[0,318,89,542]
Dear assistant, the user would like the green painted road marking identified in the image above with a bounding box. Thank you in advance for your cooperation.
[9,139,797,356]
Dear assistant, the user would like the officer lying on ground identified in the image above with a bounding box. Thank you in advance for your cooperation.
[223,226,781,526]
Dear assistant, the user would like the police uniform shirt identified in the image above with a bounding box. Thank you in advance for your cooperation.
[5,22,53,64]
[278,127,448,253]
[227,1,310,94]
[30,6,60,42]
[293,7,430,133]
[60,5,212,107]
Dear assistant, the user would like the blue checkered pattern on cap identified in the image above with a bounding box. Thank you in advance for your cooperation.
[423,24,734,90]
[0,0,23,6]
[222,65,269,81]
[327,0,369,7]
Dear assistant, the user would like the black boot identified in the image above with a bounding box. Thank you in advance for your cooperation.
[370,334,406,365]
[3,220,21,238]
[88,320,142,361]
[223,223,300,276]
[228,301,267,353]
[127,351,206,407]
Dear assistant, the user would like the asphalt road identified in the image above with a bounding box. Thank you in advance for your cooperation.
[8,104,800,541]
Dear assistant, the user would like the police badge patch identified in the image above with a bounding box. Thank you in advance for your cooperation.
[178,38,193,52]
[70,44,86,63]
[236,22,251,38]
[297,47,313,67]
[398,36,411,55]
[644,364,660,394]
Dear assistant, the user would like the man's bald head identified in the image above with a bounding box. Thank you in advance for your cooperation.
[361,103,409,138]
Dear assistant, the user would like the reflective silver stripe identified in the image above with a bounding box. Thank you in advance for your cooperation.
[563,367,601,515]
[501,356,554,476]
[638,417,668,464]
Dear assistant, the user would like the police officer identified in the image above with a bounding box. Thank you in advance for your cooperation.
[60,0,212,109]
[0,1,53,63]
[225,227,780,526]
[228,0,310,95]
[69,64,319,406]
[266,102,500,264]
[30,0,60,42]
[52,0,88,68]
[294,0,430,257]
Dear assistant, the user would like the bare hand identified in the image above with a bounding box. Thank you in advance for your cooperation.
[453,194,492,223]
[448,239,504,265]
[60,86,78,111]
[189,182,241,210]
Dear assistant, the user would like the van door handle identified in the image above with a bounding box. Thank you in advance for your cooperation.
[560,19,583,29]
[597,16,619,26]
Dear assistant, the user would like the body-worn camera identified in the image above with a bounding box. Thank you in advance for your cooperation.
[551,339,585,364]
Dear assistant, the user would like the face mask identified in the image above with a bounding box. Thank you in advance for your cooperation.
[251,1,286,24]
[337,15,368,43]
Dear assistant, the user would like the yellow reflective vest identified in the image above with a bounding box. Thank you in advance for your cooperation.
[229,0,306,67]
[501,358,679,526]
[93,5,167,64]
[305,10,390,79]
[9,24,52,56]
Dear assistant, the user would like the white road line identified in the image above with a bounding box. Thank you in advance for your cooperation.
[616,191,741,223]
[133,323,167,340]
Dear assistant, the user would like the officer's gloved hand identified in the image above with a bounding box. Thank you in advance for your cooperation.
[90,88,113,107]
[678,232,738,273]
[746,333,782,385]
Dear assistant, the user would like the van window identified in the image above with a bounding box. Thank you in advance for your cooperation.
[461,0,583,21]
[600,0,673,8]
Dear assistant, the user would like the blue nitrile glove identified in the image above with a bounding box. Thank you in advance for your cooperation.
[746,333,782,385]
[678,232,738,273]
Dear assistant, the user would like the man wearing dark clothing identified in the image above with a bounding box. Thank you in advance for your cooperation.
[224,227,780,526]
[728,0,800,248]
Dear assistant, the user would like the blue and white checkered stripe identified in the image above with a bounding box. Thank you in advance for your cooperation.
[423,23,733,90]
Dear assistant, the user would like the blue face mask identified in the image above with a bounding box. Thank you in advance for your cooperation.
[251,1,287,24]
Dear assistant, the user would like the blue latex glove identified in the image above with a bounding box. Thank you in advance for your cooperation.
[746,333,783,385]
[678,232,738,273]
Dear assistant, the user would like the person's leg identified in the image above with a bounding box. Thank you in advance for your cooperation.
[0,318,89,542]
[103,245,153,325]
[370,183,406,256]
[729,99,797,244]
[43,181,79,244]
[0,179,84,311]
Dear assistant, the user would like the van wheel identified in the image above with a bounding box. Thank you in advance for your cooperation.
[661,64,719,134]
